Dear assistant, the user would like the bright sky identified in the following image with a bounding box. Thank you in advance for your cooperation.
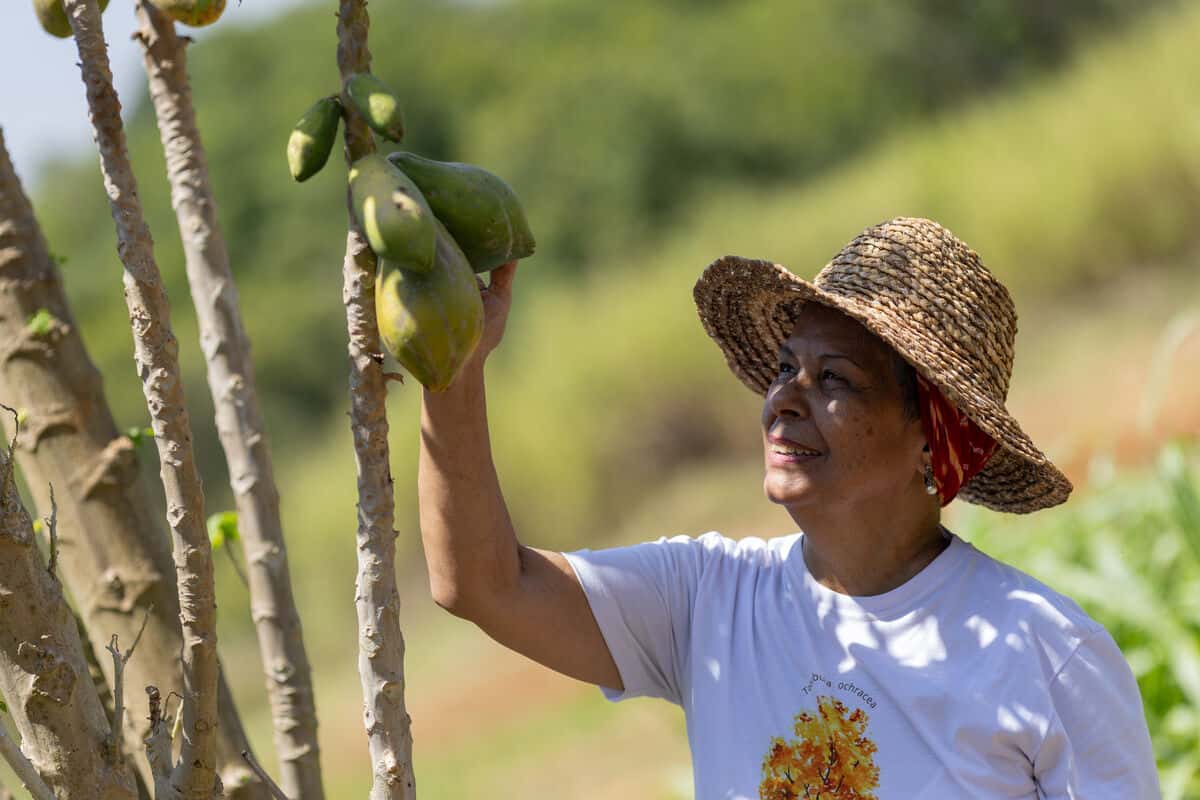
[0,0,311,189]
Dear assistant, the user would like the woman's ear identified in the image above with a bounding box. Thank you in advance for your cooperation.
[917,442,932,476]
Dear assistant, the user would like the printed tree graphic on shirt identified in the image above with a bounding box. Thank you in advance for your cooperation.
[759,695,880,800]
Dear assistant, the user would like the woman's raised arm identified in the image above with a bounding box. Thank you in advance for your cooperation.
[417,262,622,690]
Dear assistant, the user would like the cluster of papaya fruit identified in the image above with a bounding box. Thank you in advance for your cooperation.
[287,73,535,392]
[33,0,224,36]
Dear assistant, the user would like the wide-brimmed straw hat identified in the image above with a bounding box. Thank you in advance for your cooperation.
[693,216,1071,513]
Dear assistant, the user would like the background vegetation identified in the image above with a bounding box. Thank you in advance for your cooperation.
[5,0,1199,796]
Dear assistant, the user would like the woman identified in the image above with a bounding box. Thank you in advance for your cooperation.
[417,217,1159,798]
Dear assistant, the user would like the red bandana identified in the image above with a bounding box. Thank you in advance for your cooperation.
[916,374,998,506]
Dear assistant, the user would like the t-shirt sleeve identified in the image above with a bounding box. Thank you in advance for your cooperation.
[563,533,716,706]
[1032,628,1161,799]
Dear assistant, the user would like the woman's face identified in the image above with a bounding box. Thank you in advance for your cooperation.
[761,303,927,513]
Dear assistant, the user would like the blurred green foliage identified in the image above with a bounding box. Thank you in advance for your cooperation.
[27,0,1182,485]
[206,509,240,549]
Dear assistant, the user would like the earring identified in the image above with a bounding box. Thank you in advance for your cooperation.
[923,464,938,496]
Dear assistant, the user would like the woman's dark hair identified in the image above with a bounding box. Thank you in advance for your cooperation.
[891,352,921,422]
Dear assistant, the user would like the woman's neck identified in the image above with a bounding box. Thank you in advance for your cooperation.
[793,500,946,597]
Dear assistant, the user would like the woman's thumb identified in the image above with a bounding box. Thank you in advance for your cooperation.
[487,261,518,297]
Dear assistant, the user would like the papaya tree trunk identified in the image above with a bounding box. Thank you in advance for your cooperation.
[61,0,219,796]
[0,723,55,800]
[0,431,138,799]
[0,129,265,796]
[336,2,417,797]
[132,4,324,797]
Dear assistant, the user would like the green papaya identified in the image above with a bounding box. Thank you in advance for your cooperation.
[376,219,484,392]
[34,0,109,38]
[287,96,341,182]
[386,152,535,273]
[349,153,436,271]
[148,0,225,26]
[345,73,405,142]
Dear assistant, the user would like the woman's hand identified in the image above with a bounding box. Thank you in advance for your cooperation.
[465,259,518,371]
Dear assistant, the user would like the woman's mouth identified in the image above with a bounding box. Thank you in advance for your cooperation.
[767,442,822,464]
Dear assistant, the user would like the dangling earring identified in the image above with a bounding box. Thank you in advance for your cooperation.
[923,464,938,496]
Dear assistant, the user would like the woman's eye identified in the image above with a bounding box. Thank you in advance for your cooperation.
[820,369,843,382]
[777,362,795,375]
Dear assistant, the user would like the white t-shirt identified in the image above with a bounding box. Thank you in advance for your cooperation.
[564,531,1160,799]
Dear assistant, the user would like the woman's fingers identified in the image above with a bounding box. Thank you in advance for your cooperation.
[486,260,518,297]
[471,260,520,360]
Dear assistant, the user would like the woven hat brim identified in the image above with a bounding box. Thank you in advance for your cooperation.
[694,255,1072,514]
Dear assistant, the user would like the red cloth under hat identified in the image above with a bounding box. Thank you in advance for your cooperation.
[916,374,998,506]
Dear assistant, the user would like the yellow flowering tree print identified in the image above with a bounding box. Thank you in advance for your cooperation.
[759,696,880,800]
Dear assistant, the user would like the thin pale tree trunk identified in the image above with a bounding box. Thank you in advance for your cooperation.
[0,723,55,800]
[0,435,138,799]
[62,1,218,796]
[0,130,265,796]
[336,1,416,796]
[132,4,324,797]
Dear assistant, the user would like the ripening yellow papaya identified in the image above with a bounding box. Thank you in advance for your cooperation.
[349,153,437,271]
[287,96,341,182]
[376,219,484,391]
[387,152,535,273]
[148,0,225,27]
[345,73,405,143]
[33,0,110,38]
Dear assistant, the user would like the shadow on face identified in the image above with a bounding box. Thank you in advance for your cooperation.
[761,302,926,512]
[773,303,918,418]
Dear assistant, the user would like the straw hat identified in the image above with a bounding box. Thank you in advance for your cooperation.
[693,216,1071,513]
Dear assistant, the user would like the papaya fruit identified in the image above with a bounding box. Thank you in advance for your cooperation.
[345,73,406,142]
[34,0,109,38]
[349,153,437,271]
[148,0,225,27]
[387,152,535,273]
[287,96,341,182]
[376,219,484,391]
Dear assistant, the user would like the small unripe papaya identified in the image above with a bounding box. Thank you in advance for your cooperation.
[148,0,225,27]
[345,73,405,142]
[34,0,110,38]
[387,152,535,273]
[349,153,437,271]
[376,219,484,391]
[287,96,341,182]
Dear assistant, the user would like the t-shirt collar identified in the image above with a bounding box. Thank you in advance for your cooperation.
[790,529,967,620]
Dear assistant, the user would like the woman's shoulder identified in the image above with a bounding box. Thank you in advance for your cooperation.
[641,529,800,554]
[954,539,1106,670]
[689,529,803,565]
[624,530,802,580]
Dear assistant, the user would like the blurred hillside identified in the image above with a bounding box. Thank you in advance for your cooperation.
[27,0,1182,481]
[10,0,1200,795]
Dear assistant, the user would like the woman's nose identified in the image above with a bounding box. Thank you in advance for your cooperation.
[765,373,812,419]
